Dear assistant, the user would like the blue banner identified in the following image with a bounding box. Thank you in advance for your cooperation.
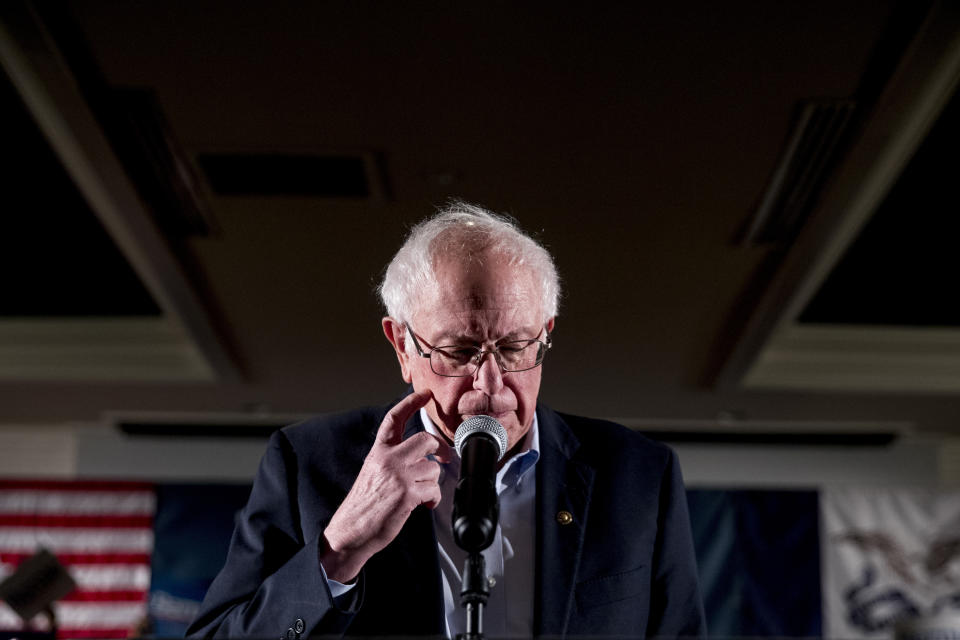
[688,489,822,636]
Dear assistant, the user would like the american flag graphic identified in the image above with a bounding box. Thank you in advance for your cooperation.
[0,480,155,639]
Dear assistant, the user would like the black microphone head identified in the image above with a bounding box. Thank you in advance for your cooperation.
[454,415,508,460]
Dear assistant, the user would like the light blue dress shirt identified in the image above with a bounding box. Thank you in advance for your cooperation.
[421,408,540,639]
[321,409,540,639]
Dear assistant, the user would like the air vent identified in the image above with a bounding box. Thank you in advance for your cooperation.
[623,417,909,447]
[109,411,308,438]
[196,154,370,197]
[644,430,897,446]
[119,422,283,439]
[739,99,857,246]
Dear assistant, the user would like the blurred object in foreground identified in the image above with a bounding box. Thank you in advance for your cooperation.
[0,548,74,636]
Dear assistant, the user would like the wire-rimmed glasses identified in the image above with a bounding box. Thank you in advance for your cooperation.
[406,325,551,377]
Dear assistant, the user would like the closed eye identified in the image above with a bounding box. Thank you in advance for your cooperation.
[436,346,479,362]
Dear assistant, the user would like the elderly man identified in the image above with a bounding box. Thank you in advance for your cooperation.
[187,203,705,638]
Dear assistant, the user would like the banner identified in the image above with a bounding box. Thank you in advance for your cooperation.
[821,488,960,637]
[0,480,155,638]
[148,483,251,637]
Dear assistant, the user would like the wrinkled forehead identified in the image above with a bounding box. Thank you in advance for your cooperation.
[413,251,543,325]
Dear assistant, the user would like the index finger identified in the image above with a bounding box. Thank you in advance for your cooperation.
[376,389,432,446]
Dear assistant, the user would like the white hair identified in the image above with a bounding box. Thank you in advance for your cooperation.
[378,201,560,325]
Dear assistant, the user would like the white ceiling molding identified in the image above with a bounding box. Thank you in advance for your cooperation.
[0,425,77,477]
[0,3,238,382]
[744,325,960,393]
[0,319,213,381]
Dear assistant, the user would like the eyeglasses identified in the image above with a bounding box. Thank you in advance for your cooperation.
[405,325,552,377]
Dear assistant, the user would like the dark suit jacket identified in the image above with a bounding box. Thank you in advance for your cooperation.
[187,400,705,638]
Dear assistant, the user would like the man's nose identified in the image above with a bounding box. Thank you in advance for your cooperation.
[473,351,504,394]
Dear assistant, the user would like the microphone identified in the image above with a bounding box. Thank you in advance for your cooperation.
[452,415,508,553]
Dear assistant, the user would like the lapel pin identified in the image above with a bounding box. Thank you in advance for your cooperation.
[556,510,573,525]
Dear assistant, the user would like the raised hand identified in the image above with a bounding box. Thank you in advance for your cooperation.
[320,390,451,583]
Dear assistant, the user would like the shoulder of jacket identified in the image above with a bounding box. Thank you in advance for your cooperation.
[278,405,388,446]
[550,408,675,465]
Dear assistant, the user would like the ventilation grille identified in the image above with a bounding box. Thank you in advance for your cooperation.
[109,411,308,438]
[118,421,283,438]
[196,154,371,197]
[740,99,857,246]
[644,430,896,446]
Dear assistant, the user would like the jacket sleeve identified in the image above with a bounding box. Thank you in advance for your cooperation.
[646,449,707,637]
[185,430,363,638]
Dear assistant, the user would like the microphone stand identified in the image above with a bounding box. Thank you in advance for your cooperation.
[452,417,506,640]
[457,553,489,640]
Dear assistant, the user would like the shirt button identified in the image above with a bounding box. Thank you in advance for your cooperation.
[294,618,305,634]
[285,628,295,640]
[556,510,573,525]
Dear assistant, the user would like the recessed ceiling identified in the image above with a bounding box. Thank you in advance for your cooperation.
[799,85,960,328]
[2,0,960,434]
[736,3,960,395]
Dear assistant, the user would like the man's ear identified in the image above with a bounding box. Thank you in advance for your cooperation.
[382,317,412,383]
[546,317,555,334]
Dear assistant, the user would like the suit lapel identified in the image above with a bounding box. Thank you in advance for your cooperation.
[534,406,596,637]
